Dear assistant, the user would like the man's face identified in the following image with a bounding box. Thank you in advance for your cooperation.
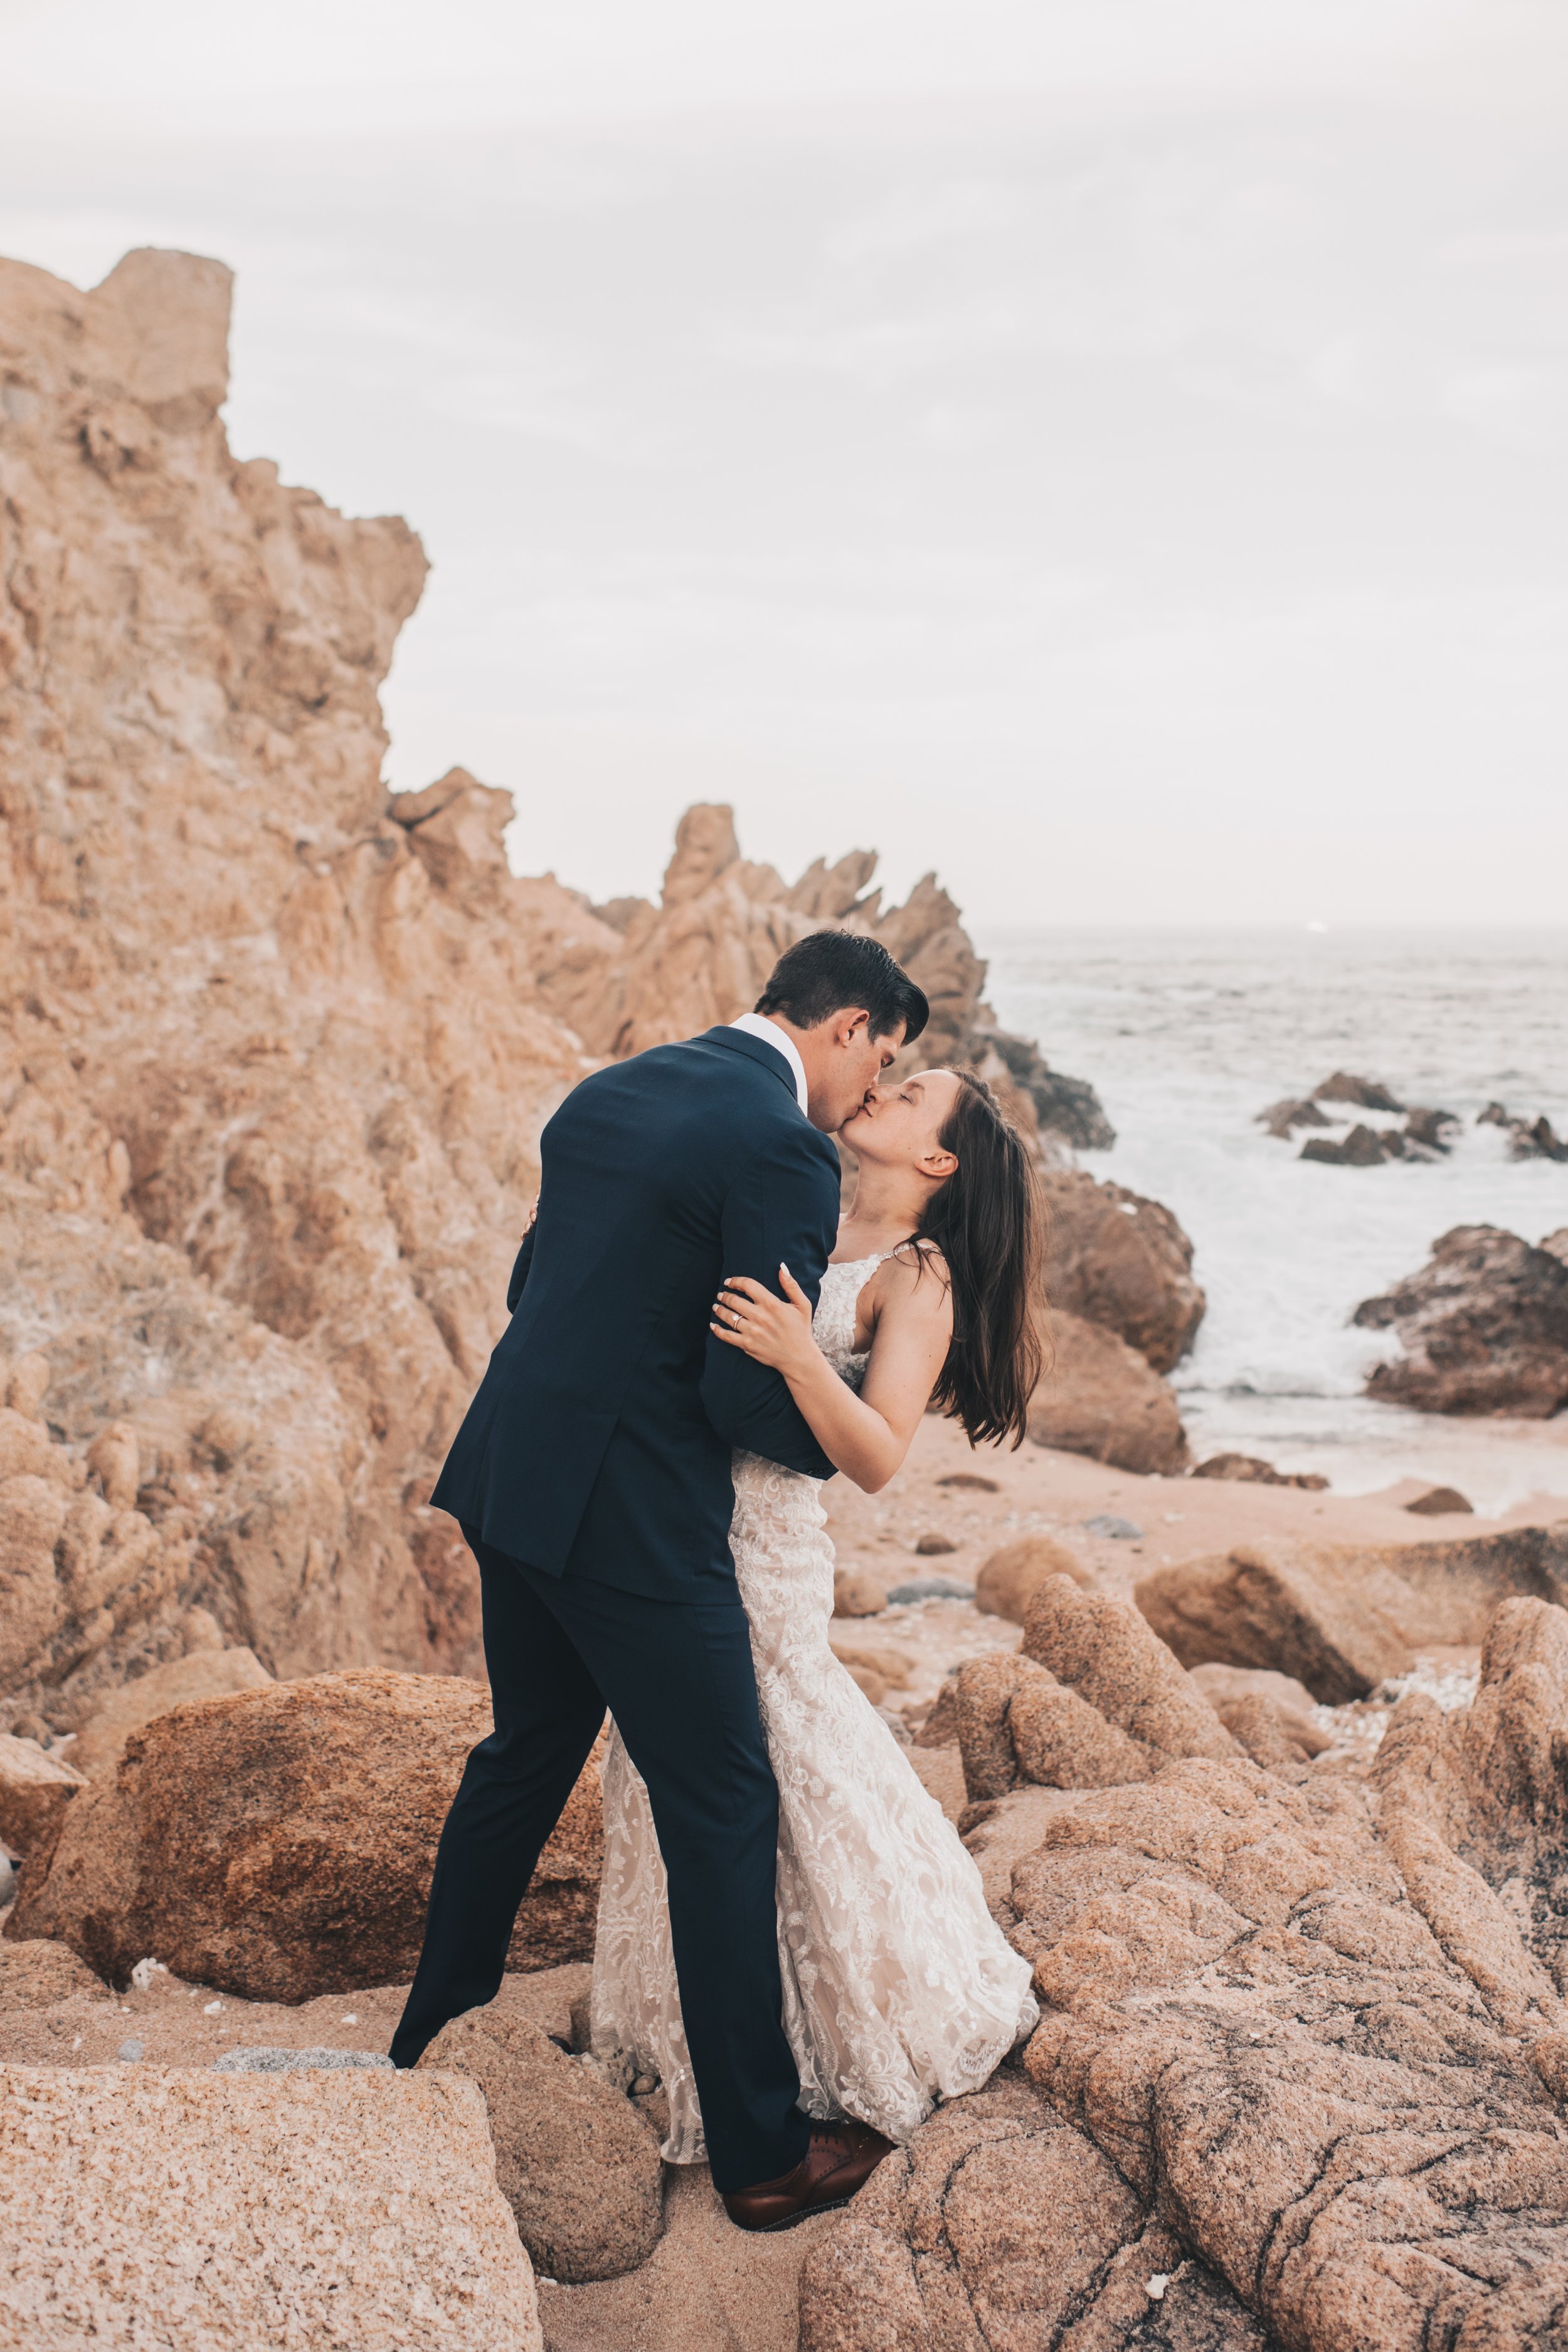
[810,1014,904,1133]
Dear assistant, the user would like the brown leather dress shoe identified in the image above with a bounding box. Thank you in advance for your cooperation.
[722,2118,895,2233]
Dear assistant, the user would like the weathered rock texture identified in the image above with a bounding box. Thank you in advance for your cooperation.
[799,2073,1271,2351]
[1355,1224,1568,1418]
[1138,1525,1568,1702]
[0,1733,85,1861]
[419,2001,664,2283]
[804,1593,1568,2351]
[69,1642,272,1776]
[954,1578,1239,1802]
[0,245,1141,1742]
[1040,1167,1205,1372]
[6,1670,604,1994]
[0,1936,102,2008]
[1028,1310,1190,1475]
[0,2062,543,2351]
[973,1532,1089,1623]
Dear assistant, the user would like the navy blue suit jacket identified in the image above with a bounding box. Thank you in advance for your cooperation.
[430,1025,842,1599]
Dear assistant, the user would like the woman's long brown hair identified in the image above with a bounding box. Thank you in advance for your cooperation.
[907,1066,1046,1448]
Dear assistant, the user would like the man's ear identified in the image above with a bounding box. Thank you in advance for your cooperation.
[835,1007,872,1048]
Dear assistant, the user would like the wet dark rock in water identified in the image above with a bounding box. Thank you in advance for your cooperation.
[978,1026,1116,1150]
[1256,1095,1332,1138]
[1405,1104,1461,1150]
[1301,1121,1396,1167]
[1355,1223,1568,1418]
[1477,1102,1568,1162]
[1312,1071,1405,1112]
[1192,1453,1329,1491]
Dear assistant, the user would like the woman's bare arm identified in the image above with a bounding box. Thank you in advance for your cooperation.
[710,1254,952,1493]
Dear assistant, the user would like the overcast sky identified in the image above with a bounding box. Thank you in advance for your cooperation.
[4,0,1565,925]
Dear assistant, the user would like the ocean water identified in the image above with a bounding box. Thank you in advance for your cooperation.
[982,926,1568,1512]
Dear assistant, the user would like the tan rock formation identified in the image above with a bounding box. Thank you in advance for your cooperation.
[799,2073,1269,2351]
[1022,1575,1238,1765]
[0,2062,543,2351]
[69,1645,273,1777]
[1027,1309,1190,1475]
[0,1937,103,2008]
[973,1532,1090,1623]
[1039,1166,1205,1372]
[8,1670,603,1994]
[1,244,1144,1748]
[0,1734,86,1861]
[808,1590,1568,2352]
[1135,1540,1414,1703]
[418,2002,665,2284]
[1136,1525,1568,1703]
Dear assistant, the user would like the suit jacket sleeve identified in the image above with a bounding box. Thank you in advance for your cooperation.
[506,1221,538,1313]
[700,1126,841,1479]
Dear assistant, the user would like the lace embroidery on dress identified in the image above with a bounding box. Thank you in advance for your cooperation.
[591,1253,1038,2161]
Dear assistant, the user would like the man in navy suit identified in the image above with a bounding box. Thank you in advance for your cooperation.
[391,931,928,2228]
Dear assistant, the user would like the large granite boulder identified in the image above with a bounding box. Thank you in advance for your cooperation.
[813,1597,1568,2351]
[0,2061,541,2350]
[1134,1541,1414,1704]
[973,1533,1089,1624]
[1354,1224,1568,1417]
[1136,1525,1568,1703]
[1028,1311,1189,1476]
[1039,1168,1205,1372]
[798,2072,1270,2350]
[6,1671,603,1996]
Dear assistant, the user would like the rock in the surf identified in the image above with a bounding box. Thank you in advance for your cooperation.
[1353,1224,1568,1417]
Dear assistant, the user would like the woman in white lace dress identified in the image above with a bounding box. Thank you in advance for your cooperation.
[591,1064,1044,2161]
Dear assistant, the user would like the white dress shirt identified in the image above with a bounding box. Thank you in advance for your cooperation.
[728,1012,808,1115]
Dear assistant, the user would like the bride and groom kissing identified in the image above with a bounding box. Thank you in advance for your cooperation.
[389,929,1044,2232]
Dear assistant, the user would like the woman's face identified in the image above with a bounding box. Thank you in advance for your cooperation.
[840,1067,962,1172]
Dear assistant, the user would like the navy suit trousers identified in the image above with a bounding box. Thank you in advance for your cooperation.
[389,1534,810,2192]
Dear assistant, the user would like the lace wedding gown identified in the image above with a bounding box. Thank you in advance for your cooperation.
[591,1254,1039,2162]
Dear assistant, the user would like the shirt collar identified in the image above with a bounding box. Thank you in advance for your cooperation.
[728,1013,809,1115]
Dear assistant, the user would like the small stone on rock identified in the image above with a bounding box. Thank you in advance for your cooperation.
[885,1576,977,1605]
[117,2038,144,2062]
[213,2045,396,2073]
[1147,2273,1172,2300]
[1084,1515,1144,1540]
[914,1532,957,1555]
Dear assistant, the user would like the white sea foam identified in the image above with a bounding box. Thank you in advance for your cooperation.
[983,925,1568,1512]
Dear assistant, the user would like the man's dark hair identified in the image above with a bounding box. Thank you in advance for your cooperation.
[755,930,928,1044]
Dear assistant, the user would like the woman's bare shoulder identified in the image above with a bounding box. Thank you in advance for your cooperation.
[877,1241,952,1313]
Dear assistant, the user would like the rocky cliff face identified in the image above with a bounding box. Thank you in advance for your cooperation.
[1,245,1142,1737]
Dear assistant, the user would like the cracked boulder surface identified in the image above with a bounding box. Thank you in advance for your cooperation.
[802,1596,1568,2351]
